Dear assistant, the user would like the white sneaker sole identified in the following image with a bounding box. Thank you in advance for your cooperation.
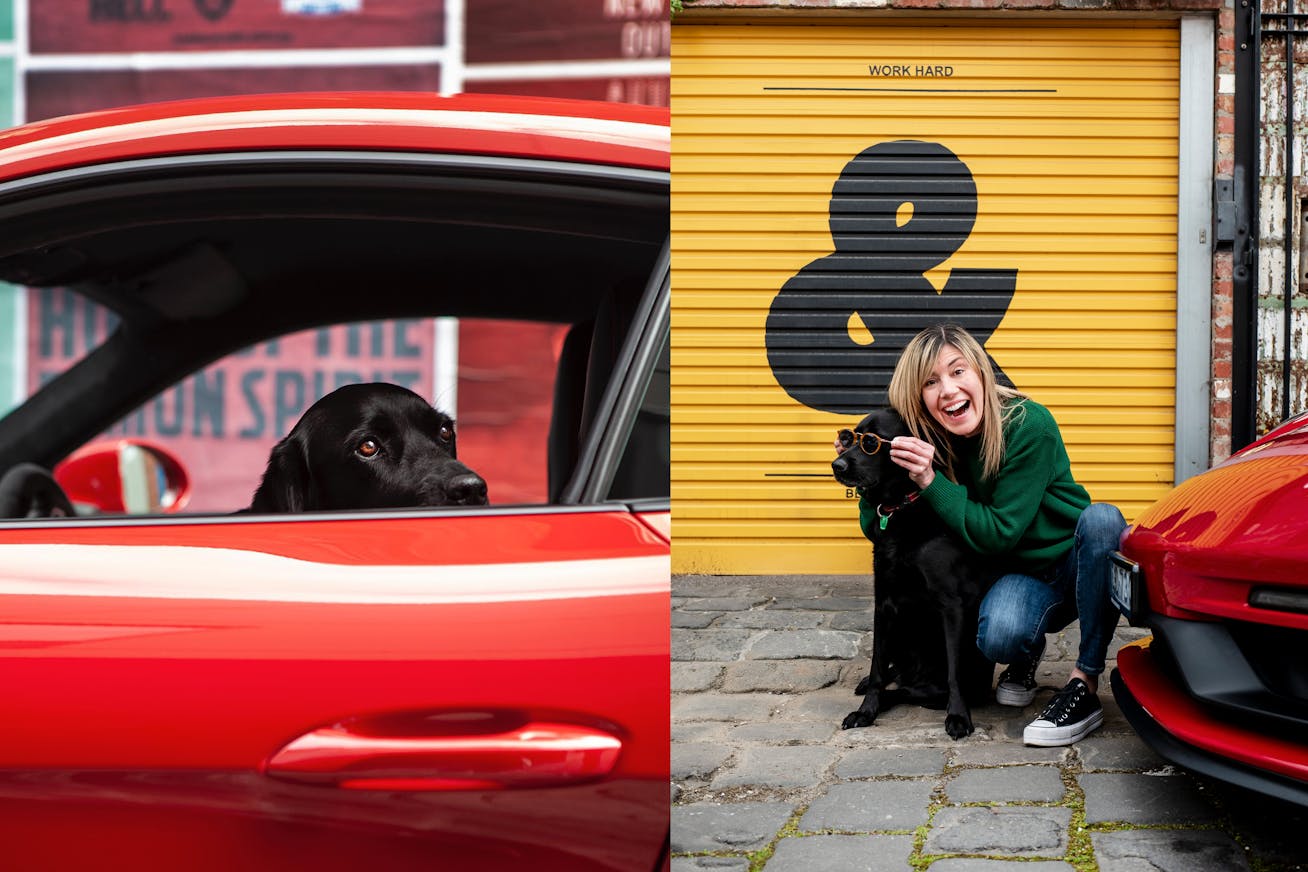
[1023,708,1104,747]
[995,683,1037,707]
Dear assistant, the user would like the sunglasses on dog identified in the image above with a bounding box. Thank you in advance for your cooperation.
[837,429,894,455]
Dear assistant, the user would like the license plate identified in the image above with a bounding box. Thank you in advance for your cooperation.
[1110,552,1144,626]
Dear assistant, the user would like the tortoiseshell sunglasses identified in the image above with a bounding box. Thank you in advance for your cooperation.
[836,429,894,455]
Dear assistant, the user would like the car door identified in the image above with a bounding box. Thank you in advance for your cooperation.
[0,503,669,872]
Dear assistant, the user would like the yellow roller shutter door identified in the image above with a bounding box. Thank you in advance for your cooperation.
[672,20,1180,574]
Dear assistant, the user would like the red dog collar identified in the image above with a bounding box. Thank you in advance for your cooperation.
[876,491,922,530]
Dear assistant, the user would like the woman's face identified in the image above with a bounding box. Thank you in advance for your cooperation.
[922,344,984,438]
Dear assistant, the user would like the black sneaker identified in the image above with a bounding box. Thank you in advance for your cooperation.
[995,638,1045,707]
[1023,677,1103,747]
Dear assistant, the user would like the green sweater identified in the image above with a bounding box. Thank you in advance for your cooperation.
[859,399,1090,573]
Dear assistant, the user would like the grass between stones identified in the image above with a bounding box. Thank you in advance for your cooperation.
[1059,763,1096,872]
[746,805,804,872]
[906,778,948,871]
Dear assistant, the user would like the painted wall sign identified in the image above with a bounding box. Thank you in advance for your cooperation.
[465,76,668,107]
[27,65,442,121]
[766,139,1015,414]
[465,0,669,63]
[31,0,442,52]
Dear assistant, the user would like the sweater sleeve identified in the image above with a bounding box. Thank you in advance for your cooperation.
[856,489,878,542]
[921,404,1062,555]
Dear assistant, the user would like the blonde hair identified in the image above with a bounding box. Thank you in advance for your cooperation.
[886,323,1024,481]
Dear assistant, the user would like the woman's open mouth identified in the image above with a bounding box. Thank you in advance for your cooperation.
[944,399,970,419]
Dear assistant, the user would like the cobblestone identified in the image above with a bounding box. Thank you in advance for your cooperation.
[834,748,948,779]
[1079,772,1217,825]
[714,610,826,630]
[727,720,837,744]
[800,780,934,832]
[671,802,797,853]
[766,834,914,871]
[1075,734,1170,771]
[671,662,723,692]
[924,807,1073,857]
[1090,829,1251,871]
[711,745,839,789]
[945,765,1065,804]
[671,858,751,872]
[745,629,863,660]
[672,742,733,780]
[720,660,842,693]
[672,628,756,662]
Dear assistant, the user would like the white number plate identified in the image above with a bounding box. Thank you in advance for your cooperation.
[1110,552,1143,626]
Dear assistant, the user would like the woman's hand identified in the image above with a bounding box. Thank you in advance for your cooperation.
[890,436,935,489]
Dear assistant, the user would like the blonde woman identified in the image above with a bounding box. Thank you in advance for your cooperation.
[875,323,1126,746]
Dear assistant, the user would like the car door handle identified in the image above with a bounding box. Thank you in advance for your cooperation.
[264,713,623,791]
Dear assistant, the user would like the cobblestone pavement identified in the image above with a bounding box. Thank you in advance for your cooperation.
[671,575,1308,872]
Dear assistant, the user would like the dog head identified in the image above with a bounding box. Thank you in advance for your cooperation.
[830,407,914,503]
[249,382,488,513]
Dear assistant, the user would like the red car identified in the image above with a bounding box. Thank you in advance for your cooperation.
[0,93,670,870]
[1110,409,1308,808]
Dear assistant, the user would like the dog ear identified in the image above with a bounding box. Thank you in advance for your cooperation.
[249,434,315,513]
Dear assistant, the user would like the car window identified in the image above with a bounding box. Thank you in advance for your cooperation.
[5,286,574,515]
[87,316,567,514]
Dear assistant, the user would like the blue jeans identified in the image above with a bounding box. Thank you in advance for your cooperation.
[975,503,1127,677]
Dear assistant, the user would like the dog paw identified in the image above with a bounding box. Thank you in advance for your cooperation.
[854,676,870,696]
[945,714,974,740]
[841,710,876,730]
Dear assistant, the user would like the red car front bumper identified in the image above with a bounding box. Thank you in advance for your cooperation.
[1111,638,1308,807]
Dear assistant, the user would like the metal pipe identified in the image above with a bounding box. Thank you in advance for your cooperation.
[1234,2,1261,449]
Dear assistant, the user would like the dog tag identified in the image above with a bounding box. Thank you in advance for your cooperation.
[878,513,889,531]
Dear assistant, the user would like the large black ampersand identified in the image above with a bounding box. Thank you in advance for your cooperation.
[766,140,1017,414]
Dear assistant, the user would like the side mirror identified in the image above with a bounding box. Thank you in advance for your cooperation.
[54,439,192,515]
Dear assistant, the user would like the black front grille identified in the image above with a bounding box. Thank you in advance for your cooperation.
[1228,621,1308,702]
[1148,614,1308,740]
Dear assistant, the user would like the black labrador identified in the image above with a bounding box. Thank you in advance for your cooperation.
[249,382,488,512]
[831,408,995,740]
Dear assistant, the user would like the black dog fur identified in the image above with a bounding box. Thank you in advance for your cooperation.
[249,382,488,512]
[831,408,995,740]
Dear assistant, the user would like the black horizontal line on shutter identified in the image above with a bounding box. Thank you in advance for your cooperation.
[763,87,1058,94]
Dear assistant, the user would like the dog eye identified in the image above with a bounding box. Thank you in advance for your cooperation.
[355,438,381,458]
[438,424,454,442]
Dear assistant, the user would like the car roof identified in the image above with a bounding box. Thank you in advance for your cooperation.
[0,91,671,183]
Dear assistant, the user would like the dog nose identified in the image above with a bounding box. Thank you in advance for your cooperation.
[447,472,488,506]
[832,456,848,476]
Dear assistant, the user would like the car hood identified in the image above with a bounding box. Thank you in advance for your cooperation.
[1129,419,1308,586]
